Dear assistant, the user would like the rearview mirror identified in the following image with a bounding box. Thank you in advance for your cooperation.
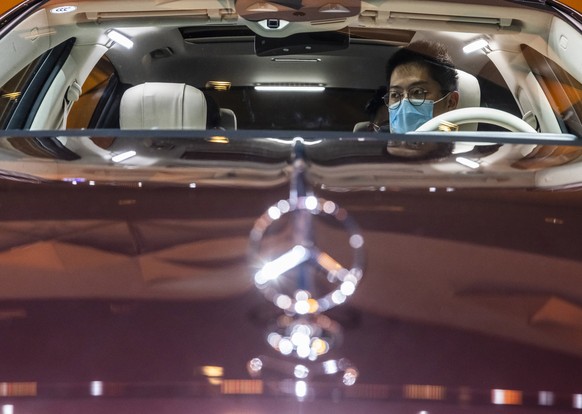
[255,31,349,56]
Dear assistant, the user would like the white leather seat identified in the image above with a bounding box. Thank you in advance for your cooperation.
[456,69,481,131]
[120,82,207,129]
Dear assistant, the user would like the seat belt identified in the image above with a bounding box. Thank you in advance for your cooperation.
[60,80,82,129]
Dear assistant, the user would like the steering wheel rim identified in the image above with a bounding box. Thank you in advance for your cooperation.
[414,107,537,133]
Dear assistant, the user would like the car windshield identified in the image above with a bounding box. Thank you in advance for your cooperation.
[1,0,582,413]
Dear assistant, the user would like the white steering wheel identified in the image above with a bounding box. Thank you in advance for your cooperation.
[415,107,537,133]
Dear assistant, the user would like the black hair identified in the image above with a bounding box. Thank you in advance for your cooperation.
[385,41,458,93]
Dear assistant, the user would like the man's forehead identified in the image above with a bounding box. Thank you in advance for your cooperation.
[390,63,435,86]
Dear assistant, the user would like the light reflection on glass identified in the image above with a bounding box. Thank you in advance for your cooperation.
[294,365,309,379]
[349,234,364,249]
[295,380,307,398]
[255,245,309,285]
[291,331,311,348]
[538,391,554,406]
[268,206,281,220]
[456,156,480,169]
[322,201,337,214]
[331,290,346,305]
[248,358,263,373]
[90,381,103,396]
[304,196,318,211]
[295,300,310,314]
[2,405,13,414]
[342,368,358,386]
[111,150,136,163]
[296,343,311,359]
[267,332,282,348]
[405,384,446,400]
[340,281,356,296]
[277,200,291,213]
[275,295,292,310]
[574,394,582,409]
[492,389,522,405]
[323,359,338,374]
[279,338,293,355]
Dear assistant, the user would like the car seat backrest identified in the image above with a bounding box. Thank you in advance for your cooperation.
[120,82,207,129]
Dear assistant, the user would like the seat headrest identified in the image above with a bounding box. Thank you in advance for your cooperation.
[120,83,207,129]
[219,108,237,130]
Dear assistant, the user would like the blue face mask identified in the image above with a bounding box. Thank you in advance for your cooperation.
[389,99,435,134]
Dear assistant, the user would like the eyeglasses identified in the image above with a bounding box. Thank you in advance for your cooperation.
[383,87,430,109]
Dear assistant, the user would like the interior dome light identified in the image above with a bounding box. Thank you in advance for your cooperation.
[106,30,134,49]
[463,38,489,54]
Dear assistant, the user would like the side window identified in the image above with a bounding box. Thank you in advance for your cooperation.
[67,57,117,129]
[0,56,44,129]
[522,44,582,137]
[0,38,75,130]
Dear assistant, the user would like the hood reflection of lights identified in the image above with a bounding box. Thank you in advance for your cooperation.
[247,355,359,386]
[267,314,341,361]
[254,245,310,285]
[250,196,365,314]
[248,147,364,393]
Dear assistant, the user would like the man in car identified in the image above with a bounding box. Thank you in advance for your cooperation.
[384,40,459,159]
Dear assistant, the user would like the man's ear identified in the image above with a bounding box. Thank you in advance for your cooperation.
[448,91,460,110]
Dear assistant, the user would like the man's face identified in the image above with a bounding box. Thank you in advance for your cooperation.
[389,63,457,117]
[386,62,458,159]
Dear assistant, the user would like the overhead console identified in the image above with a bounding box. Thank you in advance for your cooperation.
[236,0,360,37]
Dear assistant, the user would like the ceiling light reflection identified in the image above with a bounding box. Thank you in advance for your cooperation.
[111,150,136,163]
[1,405,13,414]
[456,157,480,169]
